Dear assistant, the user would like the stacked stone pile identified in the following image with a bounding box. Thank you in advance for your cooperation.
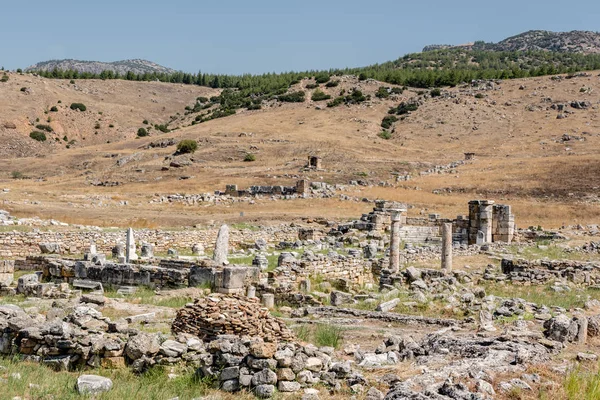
[196,335,356,397]
[172,294,294,341]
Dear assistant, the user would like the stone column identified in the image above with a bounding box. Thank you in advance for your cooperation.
[479,201,494,244]
[388,209,404,273]
[213,224,229,265]
[441,223,453,272]
[125,228,138,263]
[576,315,588,344]
[261,293,275,309]
[247,286,256,298]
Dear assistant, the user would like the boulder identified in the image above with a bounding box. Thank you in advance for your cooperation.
[543,314,578,343]
[125,332,160,360]
[76,375,113,395]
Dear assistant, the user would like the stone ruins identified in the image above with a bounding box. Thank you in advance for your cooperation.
[1,198,600,399]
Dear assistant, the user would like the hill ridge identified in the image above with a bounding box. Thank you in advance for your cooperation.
[25,58,177,76]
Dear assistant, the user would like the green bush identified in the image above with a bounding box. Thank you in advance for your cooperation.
[35,124,53,132]
[50,106,58,112]
[244,153,256,162]
[474,93,485,99]
[143,119,149,125]
[137,127,149,137]
[381,115,398,129]
[358,72,368,81]
[20,87,27,92]
[325,80,339,88]
[70,103,86,112]
[390,102,419,115]
[247,103,261,110]
[109,124,114,128]
[278,91,305,103]
[305,83,319,89]
[196,96,209,103]
[327,96,345,108]
[11,171,23,179]
[94,123,101,130]
[430,88,441,97]
[155,124,170,133]
[69,79,75,84]
[391,87,404,94]
[0,74,8,83]
[29,131,47,142]
[315,74,330,84]
[16,68,22,73]
[376,86,390,99]
[176,139,198,154]
[378,131,392,140]
[311,90,331,102]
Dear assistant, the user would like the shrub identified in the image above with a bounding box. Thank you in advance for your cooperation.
[20,87,27,92]
[325,80,339,88]
[176,139,198,154]
[35,124,53,132]
[358,72,368,81]
[70,80,75,84]
[430,88,441,97]
[376,86,390,99]
[381,115,398,129]
[94,123,101,129]
[70,103,86,111]
[391,87,404,94]
[247,103,261,110]
[143,119,149,125]
[11,171,23,179]
[109,124,114,128]
[50,106,58,112]
[155,124,170,133]
[327,96,345,108]
[390,102,419,115]
[311,90,331,102]
[315,74,330,84]
[137,127,149,137]
[0,74,8,83]
[16,68,22,73]
[196,96,209,103]
[29,131,47,142]
[57,100,62,103]
[378,131,392,140]
[278,91,305,103]
[244,153,256,162]
[474,93,485,99]
[305,83,319,89]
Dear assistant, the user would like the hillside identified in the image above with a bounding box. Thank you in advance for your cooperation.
[424,30,600,54]
[0,70,599,229]
[25,59,177,76]
[0,71,218,157]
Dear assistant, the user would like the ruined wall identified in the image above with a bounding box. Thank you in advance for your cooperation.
[0,226,298,258]
[499,258,600,285]
[270,256,377,288]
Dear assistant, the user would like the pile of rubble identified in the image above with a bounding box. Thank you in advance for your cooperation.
[196,335,364,397]
[172,294,295,341]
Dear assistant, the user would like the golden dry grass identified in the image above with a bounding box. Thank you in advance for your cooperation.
[1,72,599,228]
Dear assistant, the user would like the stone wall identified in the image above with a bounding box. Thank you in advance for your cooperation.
[269,254,377,288]
[0,226,298,258]
[500,258,600,285]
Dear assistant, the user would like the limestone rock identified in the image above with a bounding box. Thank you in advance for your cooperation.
[76,375,113,395]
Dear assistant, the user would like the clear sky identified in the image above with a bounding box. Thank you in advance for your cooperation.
[1,0,598,74]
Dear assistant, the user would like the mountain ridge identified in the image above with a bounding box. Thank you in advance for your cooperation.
[25,58,177,75]
[423,30,600,54]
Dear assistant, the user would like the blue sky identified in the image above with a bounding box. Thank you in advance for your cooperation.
[1,0,598,74]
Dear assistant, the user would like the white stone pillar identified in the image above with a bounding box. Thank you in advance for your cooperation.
[388,209,405,272]
[441,223,453,272]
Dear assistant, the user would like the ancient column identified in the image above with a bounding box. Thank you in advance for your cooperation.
[479,201,494,244]
[441,223,453,272]
[247,286,256,298]
[125,228,138,263]
[213,224,229,265]
[261,293,275,309]
[388,209,403,272]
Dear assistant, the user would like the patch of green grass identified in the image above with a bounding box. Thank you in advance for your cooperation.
[484,283,599,310]
[230,223,260,231]
[314,324,344,348]
[564,365,600,400]
[153,297,193,308]
[0,358,239,400]
[292,325,311,342]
